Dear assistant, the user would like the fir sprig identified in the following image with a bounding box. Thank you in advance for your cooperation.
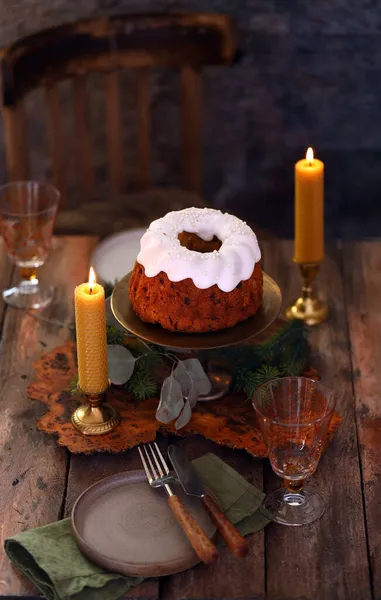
[126,359,157,401]
[236,365,281,399]
[106,325,126,346]
[69,376,79,395]
[235,369,259,399]
[231,322,308,397]
[279,356,307,377]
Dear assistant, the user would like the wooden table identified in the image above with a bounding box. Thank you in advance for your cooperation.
[0,236,378,600]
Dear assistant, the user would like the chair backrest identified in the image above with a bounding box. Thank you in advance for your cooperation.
[1,13,236,205]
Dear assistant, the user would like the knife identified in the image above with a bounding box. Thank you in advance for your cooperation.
[168,445,249,558]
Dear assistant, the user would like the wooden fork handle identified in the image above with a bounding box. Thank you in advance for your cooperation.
[201,495,249,558]
[168,495,218,565]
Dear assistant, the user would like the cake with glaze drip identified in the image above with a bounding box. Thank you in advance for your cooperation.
[129,207,263,333]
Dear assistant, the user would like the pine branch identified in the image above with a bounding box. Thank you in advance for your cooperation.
[127,374,157,401]
[234,365,281,398]
[69,376,79,395]
[106,326,126,346]
[137,351,163,372]
[251,365,281,393]
[234,369,260,398]
[126,359,158,400]
[279,356,307,377]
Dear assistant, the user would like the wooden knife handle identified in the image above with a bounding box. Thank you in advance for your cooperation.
[202,495,249,558]
[168,495,218,565]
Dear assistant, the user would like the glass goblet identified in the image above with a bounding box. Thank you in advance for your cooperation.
[0,181,60,309]
[253,376,336,526]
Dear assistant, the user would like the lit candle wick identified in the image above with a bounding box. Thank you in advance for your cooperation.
[88,266,96,295]
[306,147,314,166]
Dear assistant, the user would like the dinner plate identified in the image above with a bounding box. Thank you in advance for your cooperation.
[90,229,146,285]
[111,271,282,350]
[72,470,216,577]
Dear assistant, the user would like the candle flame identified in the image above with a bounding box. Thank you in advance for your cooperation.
[306,147,314,164]
[88,266,96,294]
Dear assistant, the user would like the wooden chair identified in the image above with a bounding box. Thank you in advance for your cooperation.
[1,13,237,235]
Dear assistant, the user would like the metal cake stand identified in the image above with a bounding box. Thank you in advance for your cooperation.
[111,272,282,401]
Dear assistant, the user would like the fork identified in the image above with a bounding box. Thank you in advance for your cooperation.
[138,442,218,565]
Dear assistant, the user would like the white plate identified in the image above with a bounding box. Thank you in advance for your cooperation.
[90,228,146,285]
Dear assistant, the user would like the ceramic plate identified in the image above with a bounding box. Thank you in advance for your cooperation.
[111,271,282,350]
[90,229,146,285]
[71,470,216,577]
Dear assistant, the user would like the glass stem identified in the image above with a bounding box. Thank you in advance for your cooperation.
[18,267,40,295]
[19,267,38,282]
[284,479,304,493]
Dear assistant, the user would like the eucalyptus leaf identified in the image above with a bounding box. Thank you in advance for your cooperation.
[176,358,211,396]
[156,375,184,424]
[173,361,193,396]
[175,399,192,430]
[107,344,136,385]
[188,384,199,408]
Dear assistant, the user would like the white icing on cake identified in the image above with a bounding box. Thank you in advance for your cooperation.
[136,207,261,293]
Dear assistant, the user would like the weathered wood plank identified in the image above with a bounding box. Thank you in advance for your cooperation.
[65,440,165,600]
[263,240,371,600]
[161,436,265,600]
[343,240,381,597]
[0,236,97,597]
[0,239,15,331]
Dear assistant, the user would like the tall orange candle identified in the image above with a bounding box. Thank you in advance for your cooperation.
[74,267,108,395]
[294,147,324,264]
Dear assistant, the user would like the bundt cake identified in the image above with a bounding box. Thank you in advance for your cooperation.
[129,207,263,333]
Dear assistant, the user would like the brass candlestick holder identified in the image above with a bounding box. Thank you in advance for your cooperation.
[285,263,328,326]
[72,382,120,435]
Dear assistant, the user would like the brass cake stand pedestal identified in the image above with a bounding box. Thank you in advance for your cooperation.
[111,272,282,401]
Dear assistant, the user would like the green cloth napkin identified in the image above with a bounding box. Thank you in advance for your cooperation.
[5,453,270,600]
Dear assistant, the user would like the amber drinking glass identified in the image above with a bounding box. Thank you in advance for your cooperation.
[0,182,60,309]
[253,377,336,526]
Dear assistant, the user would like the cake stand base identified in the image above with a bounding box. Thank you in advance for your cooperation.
[198,362,232,402]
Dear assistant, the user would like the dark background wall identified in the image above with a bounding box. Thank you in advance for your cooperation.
[1,0,380,239]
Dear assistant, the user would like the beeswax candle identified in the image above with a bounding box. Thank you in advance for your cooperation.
[74,267,108,395]
[294,147,324,264]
